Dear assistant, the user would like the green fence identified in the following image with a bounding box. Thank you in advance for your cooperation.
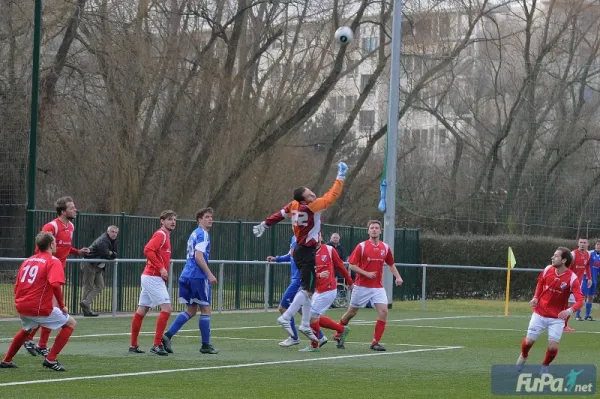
[0,210,420,316]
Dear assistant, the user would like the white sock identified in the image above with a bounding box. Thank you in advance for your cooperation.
[283,291,307,320]
[301,293,312,326]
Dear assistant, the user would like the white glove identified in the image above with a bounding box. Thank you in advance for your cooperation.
[337,162,348,180]
[253,222,268,237]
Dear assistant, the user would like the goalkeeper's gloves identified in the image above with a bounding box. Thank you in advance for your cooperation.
[253,222,268,238]
[337,161,348,180]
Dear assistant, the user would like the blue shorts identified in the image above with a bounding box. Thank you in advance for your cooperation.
[178,277,211,306]
[279,281,301,309]
[582,282,597,296]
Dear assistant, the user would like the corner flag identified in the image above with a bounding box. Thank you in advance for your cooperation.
[505,247,516,315]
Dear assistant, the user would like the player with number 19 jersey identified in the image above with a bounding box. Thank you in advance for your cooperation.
[14,252,65,317]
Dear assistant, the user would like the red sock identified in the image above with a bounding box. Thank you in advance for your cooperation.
[542,348,558,366]
[372,319,386,344]
[521,338,533,358]
[38,327,52,348]
[319,316,344,334]
[310,321,321,348]
[26,326,40,341]
[3,330,29,362]
[153,311,170,346]
[46,326,74,362]
[131,312,144,347]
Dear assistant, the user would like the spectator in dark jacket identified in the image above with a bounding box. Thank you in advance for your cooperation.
[80,226,118,316]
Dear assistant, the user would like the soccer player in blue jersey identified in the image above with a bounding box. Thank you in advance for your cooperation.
[579,240,600,320]
[162,207,219,354]
[267,236,327,348]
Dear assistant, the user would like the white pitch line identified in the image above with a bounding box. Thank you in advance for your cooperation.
[176,335,450,348]
[0,346,463,387]
[386,324,600,334]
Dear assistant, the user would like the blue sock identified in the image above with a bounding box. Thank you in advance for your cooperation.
[318,329,324,339]
[199,314,211,346]
[165,312,192,339]
[289,316,298,341]
[585,302,593,318]
[576,309,581,318]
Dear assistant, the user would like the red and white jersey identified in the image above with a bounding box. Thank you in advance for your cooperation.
[533,265,584,319]
[264,180,343,247]
[315,244,352,293]
[348,240,394,288]
[570,249,592,281]
[142,228,172,277]
[14,252,65,317]
[36,218,78,267]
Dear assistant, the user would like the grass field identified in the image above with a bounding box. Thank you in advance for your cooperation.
[0,300,598,398]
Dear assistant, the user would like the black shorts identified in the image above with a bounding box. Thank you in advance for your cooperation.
[293,244,316,293]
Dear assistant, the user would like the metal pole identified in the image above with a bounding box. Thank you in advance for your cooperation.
[421,266,426,311]
[112,261,118,317]
[168,261,174,300]
[218,263,224,314]
[25,0,43,256]
[264,263,270,312]
[382,0,404,309]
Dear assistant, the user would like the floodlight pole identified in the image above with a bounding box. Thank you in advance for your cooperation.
[383,0,404,309]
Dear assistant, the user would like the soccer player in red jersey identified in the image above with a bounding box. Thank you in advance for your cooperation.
[335,220,403,351]
[128,210,176,356]
[23,196,89,357]
[253,162,348,342]
[564,237,592,332]
[0,232,77,371]
[299,234,354,352]
[516,247,584,375]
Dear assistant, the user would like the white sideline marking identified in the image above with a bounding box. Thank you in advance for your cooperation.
[178,335,451,348]
[0,346,462,387]
[387,324,600,334]
[0,315,491,342]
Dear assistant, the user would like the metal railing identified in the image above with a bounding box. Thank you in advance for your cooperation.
[0,257,543,317]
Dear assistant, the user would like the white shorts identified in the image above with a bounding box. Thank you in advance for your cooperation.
[350,286,388,308]
[138,275,171,308]
[19,307,69,331]
[526,312,564,342]
[311,290,337,316]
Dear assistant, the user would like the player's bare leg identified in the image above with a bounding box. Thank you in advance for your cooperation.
[199,305,219,354]
[43,317,77,372]
[564,301,575,331]
[370,303,389,351]
[517,337,535,372]
[150,303,172,356]
[129,306,149,353]
[163,304,198,354]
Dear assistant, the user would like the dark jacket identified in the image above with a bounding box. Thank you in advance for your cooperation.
[85,233,117,266]
[326,242,346,261]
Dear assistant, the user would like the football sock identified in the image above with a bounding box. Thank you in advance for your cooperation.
[319,316,345,334]
[130,312,144,347]
[309,321,321,348]
[3,329,29,362]
[38,327,51,348]
[585,302,593,318]
[576,309,581,318]
[301,296,312,326]
[47,326,74,362]
[289,317,298,340]
[199,314,211,346]
[26,326,40,341]
[521,338,533,358]
[153,311,170,346]
[542,348,558,366]
[372,319,386,344]
[283,291,307,320]
[166,311,192,339]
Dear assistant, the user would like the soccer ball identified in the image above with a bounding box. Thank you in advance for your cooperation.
[334,26,354,44]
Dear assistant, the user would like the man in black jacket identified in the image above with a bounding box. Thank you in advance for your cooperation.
[80,226,119,316]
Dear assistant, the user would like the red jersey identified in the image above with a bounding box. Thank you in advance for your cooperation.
[348,240,394,288]
[264,179,343,247]
[36,218,79,267]
[14,252,65,317]
[315,244,353,293]
[533,265,584,319]
[569,249,592,281]
[142,228,172,277]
